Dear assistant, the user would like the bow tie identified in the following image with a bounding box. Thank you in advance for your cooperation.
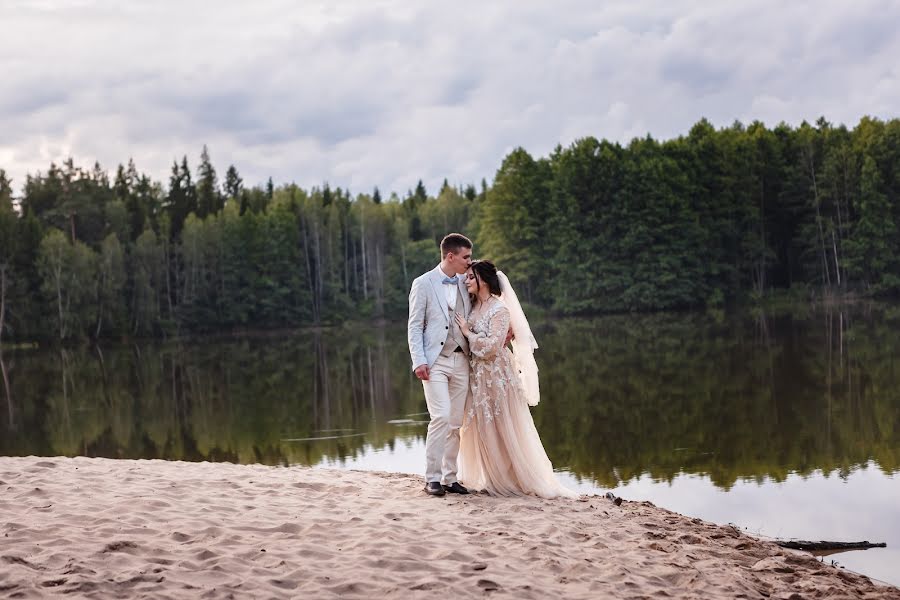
[442,276,459,285]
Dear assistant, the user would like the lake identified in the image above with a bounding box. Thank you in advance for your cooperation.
[1,306,898,586]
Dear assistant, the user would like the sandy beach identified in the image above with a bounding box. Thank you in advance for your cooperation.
[0,456,895,599]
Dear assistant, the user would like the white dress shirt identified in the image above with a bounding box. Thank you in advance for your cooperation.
[436,266,458,312]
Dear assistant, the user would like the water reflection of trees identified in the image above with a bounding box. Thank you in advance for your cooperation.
[1,345,12,430]
[1,309,898,491]
[0,326,423,467]
[533,308,900,488]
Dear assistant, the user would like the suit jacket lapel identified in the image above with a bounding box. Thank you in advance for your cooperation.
[429,268,449,322]
[457,279,470,316]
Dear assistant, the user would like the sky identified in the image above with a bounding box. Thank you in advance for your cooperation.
[1,0,898,197]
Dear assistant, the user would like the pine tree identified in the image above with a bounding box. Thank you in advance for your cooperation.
[196,145,221,218]
[413,180,427,205]
[224,165,243,200]
[165,156,197,239]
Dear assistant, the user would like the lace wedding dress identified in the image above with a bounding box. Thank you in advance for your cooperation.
[458,297,577,499]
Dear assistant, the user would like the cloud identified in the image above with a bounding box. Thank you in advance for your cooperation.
[1,0,898,196]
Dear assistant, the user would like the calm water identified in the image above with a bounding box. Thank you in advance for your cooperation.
[2,307,898,586]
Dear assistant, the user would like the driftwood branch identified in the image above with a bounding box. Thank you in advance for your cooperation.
[775,540,886,551]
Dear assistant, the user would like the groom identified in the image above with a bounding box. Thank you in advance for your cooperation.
[407,233,473,497]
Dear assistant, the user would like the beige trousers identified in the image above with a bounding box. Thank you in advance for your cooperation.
[422,352,469,484]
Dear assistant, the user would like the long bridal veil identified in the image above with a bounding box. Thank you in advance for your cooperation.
[497,271,541,406]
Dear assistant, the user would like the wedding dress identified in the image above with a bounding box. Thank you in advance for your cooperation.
[457,295,577,499]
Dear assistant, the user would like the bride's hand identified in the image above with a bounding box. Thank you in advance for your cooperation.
[454,314,470,335]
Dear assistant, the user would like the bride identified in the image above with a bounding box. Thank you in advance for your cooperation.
[454,260,577,499]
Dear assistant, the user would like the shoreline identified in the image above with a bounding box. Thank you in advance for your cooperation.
[1,456,895,599]
[1,295,892,350]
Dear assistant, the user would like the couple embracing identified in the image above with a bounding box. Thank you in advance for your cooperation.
[407,233,577,499]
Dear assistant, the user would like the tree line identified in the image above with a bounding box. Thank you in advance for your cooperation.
[1,116,900,342]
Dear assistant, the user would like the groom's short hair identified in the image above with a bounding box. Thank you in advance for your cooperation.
[440,233,472,258]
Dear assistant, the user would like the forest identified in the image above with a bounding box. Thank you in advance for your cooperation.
[1,116,899,342]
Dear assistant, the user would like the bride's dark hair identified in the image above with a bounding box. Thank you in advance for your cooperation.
[469,260,502,300]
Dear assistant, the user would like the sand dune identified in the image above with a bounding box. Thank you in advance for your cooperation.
[0,456,894,599]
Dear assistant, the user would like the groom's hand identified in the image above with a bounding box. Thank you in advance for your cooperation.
[414,364,430,381]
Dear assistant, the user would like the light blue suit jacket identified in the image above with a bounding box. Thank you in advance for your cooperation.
[407,266,471,370]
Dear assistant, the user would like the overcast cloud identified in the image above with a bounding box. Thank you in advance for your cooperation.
[1,0,898,196]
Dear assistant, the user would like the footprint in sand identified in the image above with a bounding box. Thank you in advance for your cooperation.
[291,481,328,491]
[102,541,138,553]
[269,578,298,590]
[195,549,218,561]
[3,555,43,570]
[410,581,442,591]
[477,579,501,591]
[171,532,192,543]
[383,512,416,521]
[678,534,703,545]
